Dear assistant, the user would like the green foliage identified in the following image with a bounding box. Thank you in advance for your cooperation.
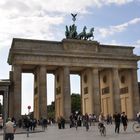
[47,101,55,118]
[71,93,81,113]
[47,94,81,118]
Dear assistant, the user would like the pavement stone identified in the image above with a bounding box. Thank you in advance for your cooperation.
[0,121,140,140]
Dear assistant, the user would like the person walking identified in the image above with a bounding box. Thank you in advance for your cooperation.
[57,117,61,129]
[42,118,48,131]
[98,112,106,136]
[25,116,30,137]
[113,112,121,134]
[61,116,65,129]
[84,113,89,131]
[5,118,15,140]
[98,112,105,124]
[121,112,128,131]
[136,111,140,123]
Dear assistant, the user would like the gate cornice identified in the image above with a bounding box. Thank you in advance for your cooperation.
[8,38,140,69]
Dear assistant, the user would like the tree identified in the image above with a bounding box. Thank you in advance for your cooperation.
[71,93,81,113]
[47,94,81,118]
[47,101,55,118]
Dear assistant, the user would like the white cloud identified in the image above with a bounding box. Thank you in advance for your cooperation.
[135,40,140,48]
[0,14,64,50]
[97,18,140,38]
[102,39,121,45]
[103,0,133,5]
[0,0,135,17]
[33,0,134,11]
[0,0,137,50]
[137,40,140,44]
[29,0,134,12]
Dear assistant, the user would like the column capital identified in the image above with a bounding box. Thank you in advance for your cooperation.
[12,64,22,71]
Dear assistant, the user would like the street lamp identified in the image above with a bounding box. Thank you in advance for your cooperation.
[27,106,31,115]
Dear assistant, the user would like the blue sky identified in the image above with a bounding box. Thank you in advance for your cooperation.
[0,0,140,114]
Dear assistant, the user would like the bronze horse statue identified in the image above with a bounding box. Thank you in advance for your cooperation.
[85,27,94,40]
[77,26,87,40]
[65,25,69,39]
[65,24,77,39]
[69,24,77,39]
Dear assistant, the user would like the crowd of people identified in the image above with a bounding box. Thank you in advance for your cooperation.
[3,115,55,140]
[2,111,140,140]
[68,111,129,133]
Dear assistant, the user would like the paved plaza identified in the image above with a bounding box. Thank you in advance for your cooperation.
[0,121,140,140]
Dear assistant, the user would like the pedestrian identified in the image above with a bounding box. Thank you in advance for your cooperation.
[89,114,92,126]
[98,112,105,124]
[106,114,112,124]
[61,116,65,129]
[25,116,30,137]
[32,118,37,131]
[92,114,96,126]
[43,118,48,131]
[136,111,140,123]
[5,118,15,140]
[113,112,121,133]
[69,113,74,128]
[84,113,89,131]
[98,112,105,132]
[57,117,61,129]
[121,112,128,131]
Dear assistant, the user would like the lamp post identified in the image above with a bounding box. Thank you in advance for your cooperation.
[27,105,31,137]
[28,106,31,115]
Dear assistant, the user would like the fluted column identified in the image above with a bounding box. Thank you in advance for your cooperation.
[63,66,71,121]
[9,71,14,117]
[112,68,121,113]
[131,69,140,116]
[34,71,39,120]
[92,68,101,116]
[3,88,8,123]
[38,66,47,119]
[13,65,22,120]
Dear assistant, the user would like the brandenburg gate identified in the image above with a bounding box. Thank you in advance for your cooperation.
[7,14,140,121]
[7,38,140,121]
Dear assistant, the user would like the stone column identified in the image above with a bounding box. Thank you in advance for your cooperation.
[112,68,121,113]
[3,89,8,140]
[63,66,71,121]
[3,88,8,121]
[13,65,22,120]
[131,69,140,116]
[38,66,47,119]
[92,68,101,116]
[34,71,39,120]
[9,71,14,117]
